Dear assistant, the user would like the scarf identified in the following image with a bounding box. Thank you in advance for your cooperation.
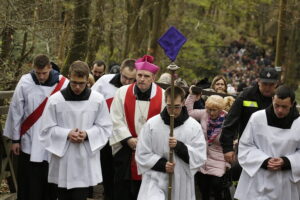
[207,111,226,144]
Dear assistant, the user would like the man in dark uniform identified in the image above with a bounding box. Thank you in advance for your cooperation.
[220,67,279,180]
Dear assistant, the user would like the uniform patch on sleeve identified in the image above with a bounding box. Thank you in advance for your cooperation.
[243,100,258,108]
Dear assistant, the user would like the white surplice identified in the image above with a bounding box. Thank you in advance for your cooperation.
[91,74,117,100]
[235,110,300,200]
[40,90,113,189]
[4,73,68,162]
[109,83,165,155]
[135,115,207,200]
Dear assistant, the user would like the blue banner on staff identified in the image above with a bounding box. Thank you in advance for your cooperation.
[158,26,187,62]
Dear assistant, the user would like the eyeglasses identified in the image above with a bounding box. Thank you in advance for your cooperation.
[121,74,135,81]
[166,104,182,109]
[70,81,87,86]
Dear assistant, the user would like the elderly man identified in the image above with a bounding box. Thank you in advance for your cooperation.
[235,85,300,200]
[220,67,278,180]
[110,55,165,200]
[92,58,136,200]
[4,54,68,200]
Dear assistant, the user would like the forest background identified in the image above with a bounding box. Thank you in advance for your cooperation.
[0,0,300,94]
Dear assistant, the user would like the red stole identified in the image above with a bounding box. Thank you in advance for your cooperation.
[20,76,67,136]
[124,83,162,180]
[106,97,113,111]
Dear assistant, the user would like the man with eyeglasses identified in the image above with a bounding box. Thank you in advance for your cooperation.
[92,58,136,110]
[135,86,207,200]
[40,61,112,200]
[91,58,136,200]
[109,55,165,200]
[4,54,68,200]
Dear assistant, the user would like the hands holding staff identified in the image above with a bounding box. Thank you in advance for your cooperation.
[169,137,177,148]
[167,137,177,173]
[68,128,88,143]
[166,162,175,173]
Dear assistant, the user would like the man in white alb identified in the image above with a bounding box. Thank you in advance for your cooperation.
[4,54,68,200]
[92,58,136,199]
[136,86,207,200]
[235,85,300,200]
[40,61,112,200]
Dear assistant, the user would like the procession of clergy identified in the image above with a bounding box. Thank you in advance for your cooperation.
[4,54,300,200]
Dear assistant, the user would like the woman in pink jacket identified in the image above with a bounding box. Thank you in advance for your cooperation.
[185,87,231,200]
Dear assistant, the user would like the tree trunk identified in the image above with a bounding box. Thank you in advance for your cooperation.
[57,1,73,68]
[122,0,132,59]
[284,0,300,89]
[108,0,116,62]
[125,0,153,58]
[275,0,287,70]
[51,0,65,59]
[86,0,105,67]
[0,26,14,66]
[147,0,170,59]
[62,0,91,75]
[15,32,34,79]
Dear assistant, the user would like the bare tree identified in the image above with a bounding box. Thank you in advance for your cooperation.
[86,0,105,67]
[62,0,91,75]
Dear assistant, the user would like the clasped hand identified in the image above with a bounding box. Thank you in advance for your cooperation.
[267,157,284,171]
[68,128,87,143]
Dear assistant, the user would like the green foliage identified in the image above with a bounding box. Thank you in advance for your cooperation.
[3,0,298,90]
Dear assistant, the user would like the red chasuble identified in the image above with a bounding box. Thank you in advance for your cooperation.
[124,83,162,180]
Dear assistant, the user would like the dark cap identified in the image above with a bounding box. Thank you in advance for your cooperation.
[259,67,279,83]
[109,64,120,74]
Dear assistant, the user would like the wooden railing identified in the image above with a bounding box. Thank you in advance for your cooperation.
[0,91,17,198]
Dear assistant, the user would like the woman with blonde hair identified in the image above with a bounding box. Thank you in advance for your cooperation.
[223,96,235,112]
[185,87,231,200]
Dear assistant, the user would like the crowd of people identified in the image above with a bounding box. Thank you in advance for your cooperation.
[3,42,300,200]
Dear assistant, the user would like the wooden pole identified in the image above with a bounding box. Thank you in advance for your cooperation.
[167,63,179,200]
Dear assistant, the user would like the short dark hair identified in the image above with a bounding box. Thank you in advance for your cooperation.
[33,54,50,69]
[93,60,106,71]
[165,86,186,102]
[275,85,295,103]
[120,59,136,71]
[69,61,90,79]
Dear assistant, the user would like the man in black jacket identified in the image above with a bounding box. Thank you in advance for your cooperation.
[220,67,279,179]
